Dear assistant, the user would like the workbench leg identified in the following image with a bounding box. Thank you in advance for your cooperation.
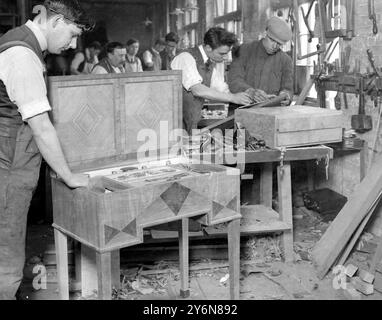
[179,218,190,298]
[260,163,273,207]
[228,218,241,300]
[54,229,69,300]
[277,162,294,263]
[96,251,112,300]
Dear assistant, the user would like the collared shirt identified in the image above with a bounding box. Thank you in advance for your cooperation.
[92,64,124,74]
[124,54,143,73]
[71,48,99,74]
[0,20,51,121]
[142,47,159,65]
[171,45,229,93]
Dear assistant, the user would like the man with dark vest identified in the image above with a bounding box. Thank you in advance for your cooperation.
[70,41,102,75]
[228,17,293,105]
[142,38,166,71]
[0,0,91,300]
[161,32,179,71]
[92,42,126,74]
[171,27,251,134]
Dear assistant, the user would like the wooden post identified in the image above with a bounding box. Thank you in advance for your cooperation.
[80,245,98,298]
[260,163,273,207]
[179,218,190,298]
[54,229,69,300]
[17,0,28,25]
[111,250,121,291]
[277,163,294,263]
[228,218,241,300]
[96,252,112,300]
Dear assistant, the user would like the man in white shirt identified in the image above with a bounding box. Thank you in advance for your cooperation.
[171,27,251,134]
[70,41,102,75]
[125,38,143,73]
[142,38,166,71]
[92,42,126,74]
[0,0,91,300]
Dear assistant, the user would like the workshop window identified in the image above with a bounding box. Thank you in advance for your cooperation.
[214,0,243,44]
[182,0,199,48]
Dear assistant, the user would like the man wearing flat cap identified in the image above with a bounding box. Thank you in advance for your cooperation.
[228,16,293,105]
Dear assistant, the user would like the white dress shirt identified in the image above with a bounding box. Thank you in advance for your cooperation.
[92,65,124,74]
[0,20,51,121]
[171,45,230,93]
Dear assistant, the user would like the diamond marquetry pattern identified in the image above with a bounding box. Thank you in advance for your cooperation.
[160,182,191,216]
[73,104,102,136]
[134,98,161,128]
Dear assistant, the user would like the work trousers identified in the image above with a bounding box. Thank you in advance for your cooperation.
[0,123,42,300]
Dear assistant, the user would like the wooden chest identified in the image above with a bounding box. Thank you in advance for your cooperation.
[235,105,344,148]
[48,72,241,253]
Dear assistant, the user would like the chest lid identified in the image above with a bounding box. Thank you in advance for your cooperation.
[48,71,182,172]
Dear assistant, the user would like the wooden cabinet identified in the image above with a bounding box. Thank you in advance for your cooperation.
[48,72,241,299]
[235,105,344,148]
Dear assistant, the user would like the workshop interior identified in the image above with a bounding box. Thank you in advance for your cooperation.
[1,0,382,301]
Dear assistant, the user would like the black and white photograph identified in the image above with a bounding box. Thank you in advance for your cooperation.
[1,0,382,308]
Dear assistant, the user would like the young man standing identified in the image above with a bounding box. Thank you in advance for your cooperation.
[0,0,92,300]
[125,38,143,73]
[142,38,166,71]
[171,27,252,134]
[161,32,179,71]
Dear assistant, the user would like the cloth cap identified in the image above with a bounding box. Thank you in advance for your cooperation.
[266,17,292,44]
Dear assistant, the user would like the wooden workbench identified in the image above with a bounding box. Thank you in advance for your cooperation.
[190,145,334,262]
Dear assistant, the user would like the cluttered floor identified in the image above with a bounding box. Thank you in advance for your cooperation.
[18,165,382,301]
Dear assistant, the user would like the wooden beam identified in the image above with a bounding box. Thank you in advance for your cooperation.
[312,153,382,279]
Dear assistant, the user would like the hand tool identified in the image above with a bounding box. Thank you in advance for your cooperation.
[351,76,373,132]
[368,0,378,35]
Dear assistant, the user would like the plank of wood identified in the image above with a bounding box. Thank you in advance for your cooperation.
[54,229,69,300]
[312,153,382,279]
[344,264,358,278]
[150,229,204,239]
[358,269,375,284]
[351,277,374,295]
[337,208,376,267]
[370,235,382,274]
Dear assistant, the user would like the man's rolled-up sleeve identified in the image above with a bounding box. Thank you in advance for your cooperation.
[5,48,51,121]
[171,52,202,91]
